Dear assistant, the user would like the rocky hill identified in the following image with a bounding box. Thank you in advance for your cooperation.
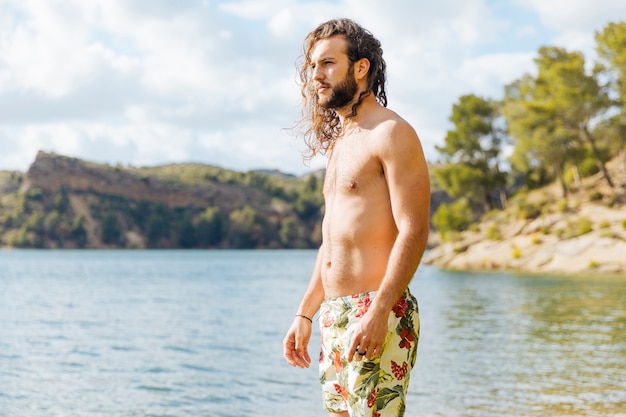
[0,152,324,249]
[24,151,278,214]
[424,156,626,274]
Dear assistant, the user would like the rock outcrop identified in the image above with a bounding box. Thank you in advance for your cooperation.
[1,151,319,249]
[23,151,273,214]
[424,157,626,274]
[424,205,626,274]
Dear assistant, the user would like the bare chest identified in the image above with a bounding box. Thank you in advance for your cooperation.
[324,137,384,196]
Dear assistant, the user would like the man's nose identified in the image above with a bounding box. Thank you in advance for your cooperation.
[312,65,323,81]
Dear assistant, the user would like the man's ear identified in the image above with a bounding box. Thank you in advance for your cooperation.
[354,58,370,81]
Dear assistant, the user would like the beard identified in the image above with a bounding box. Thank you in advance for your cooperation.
[318,64,359,110]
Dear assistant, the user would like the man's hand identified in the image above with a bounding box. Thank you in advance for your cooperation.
[283,317,313,368]
[347,308,388,362]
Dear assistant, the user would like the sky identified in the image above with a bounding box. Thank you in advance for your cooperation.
[1,0,625,176]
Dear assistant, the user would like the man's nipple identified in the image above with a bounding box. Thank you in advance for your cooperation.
[349,181,357,190]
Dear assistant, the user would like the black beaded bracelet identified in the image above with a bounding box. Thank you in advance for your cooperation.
[296,314,313,323]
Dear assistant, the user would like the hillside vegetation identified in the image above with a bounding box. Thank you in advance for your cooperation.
[424,20,626,274]
[425,156,626,273]
[0,152,324,249]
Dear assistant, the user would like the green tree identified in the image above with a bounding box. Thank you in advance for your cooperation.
[534,47,614,189]
[431,198,473,240]
[177,215,197,248]
[71,216,87,248]
[26,187,43,201]
[196,207,224,247]
[228,206,266,248]
[295,174,324,220]
[25,212,44,234]
[101,213,122,245]
[243,171,268,189]
[435,94,507,210]
[504,74,572,190]
[595,21,626,171]
[129,201,152,230]
[279,217,301,248]
[596,21,626,105]
[43,211,62,238]
[503,46,613,197]
[146,212,169,243]
[53,186,69,213]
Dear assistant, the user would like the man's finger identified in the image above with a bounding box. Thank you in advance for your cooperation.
[284,345,307,368]
[295,338,311,368]
[347,334,362,362]
[300,348,311,365]
[364,345,378,360]
[283,337,298,366]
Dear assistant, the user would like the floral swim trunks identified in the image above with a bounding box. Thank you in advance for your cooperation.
[319,289,419,417]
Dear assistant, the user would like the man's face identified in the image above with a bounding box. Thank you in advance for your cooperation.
[322,62,358,110]
[310,36,359,110]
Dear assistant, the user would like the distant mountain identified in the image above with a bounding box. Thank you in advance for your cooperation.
[0,151,324,249]
[250,169,298,179]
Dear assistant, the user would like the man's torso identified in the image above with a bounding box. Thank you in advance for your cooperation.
[320,116,399,297]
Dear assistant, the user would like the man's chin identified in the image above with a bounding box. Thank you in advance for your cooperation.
[317,99,333,110]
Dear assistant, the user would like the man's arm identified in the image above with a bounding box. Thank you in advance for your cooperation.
[347,119,430,362]
[283,246,326,368]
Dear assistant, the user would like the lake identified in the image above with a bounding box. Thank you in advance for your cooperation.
[0,250,624,417]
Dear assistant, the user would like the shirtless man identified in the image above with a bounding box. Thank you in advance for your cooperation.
[283,18,430,417]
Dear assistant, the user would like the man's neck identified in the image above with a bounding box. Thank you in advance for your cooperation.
[336,91,377,130]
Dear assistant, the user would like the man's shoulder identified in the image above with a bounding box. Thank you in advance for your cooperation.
[370,109,418,140]
[363,104,409,127]
[366,108,424,164]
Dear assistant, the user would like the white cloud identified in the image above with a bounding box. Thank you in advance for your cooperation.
[0,0,624,175]
[523,0,626,56]
[454,52,537,98]
[525,0,626,32]
[268,8,295,36]
[218,0,293,20]
[1,1,96,97]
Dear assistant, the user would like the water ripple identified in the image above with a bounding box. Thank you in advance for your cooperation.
[1,250,624,417]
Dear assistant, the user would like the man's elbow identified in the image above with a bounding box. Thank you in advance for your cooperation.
[414,222,429,251]
[398,220,429,249]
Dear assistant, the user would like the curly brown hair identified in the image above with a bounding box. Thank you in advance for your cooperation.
[295,18,388,161]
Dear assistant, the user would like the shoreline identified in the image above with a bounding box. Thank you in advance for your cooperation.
[424,202,626,275]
